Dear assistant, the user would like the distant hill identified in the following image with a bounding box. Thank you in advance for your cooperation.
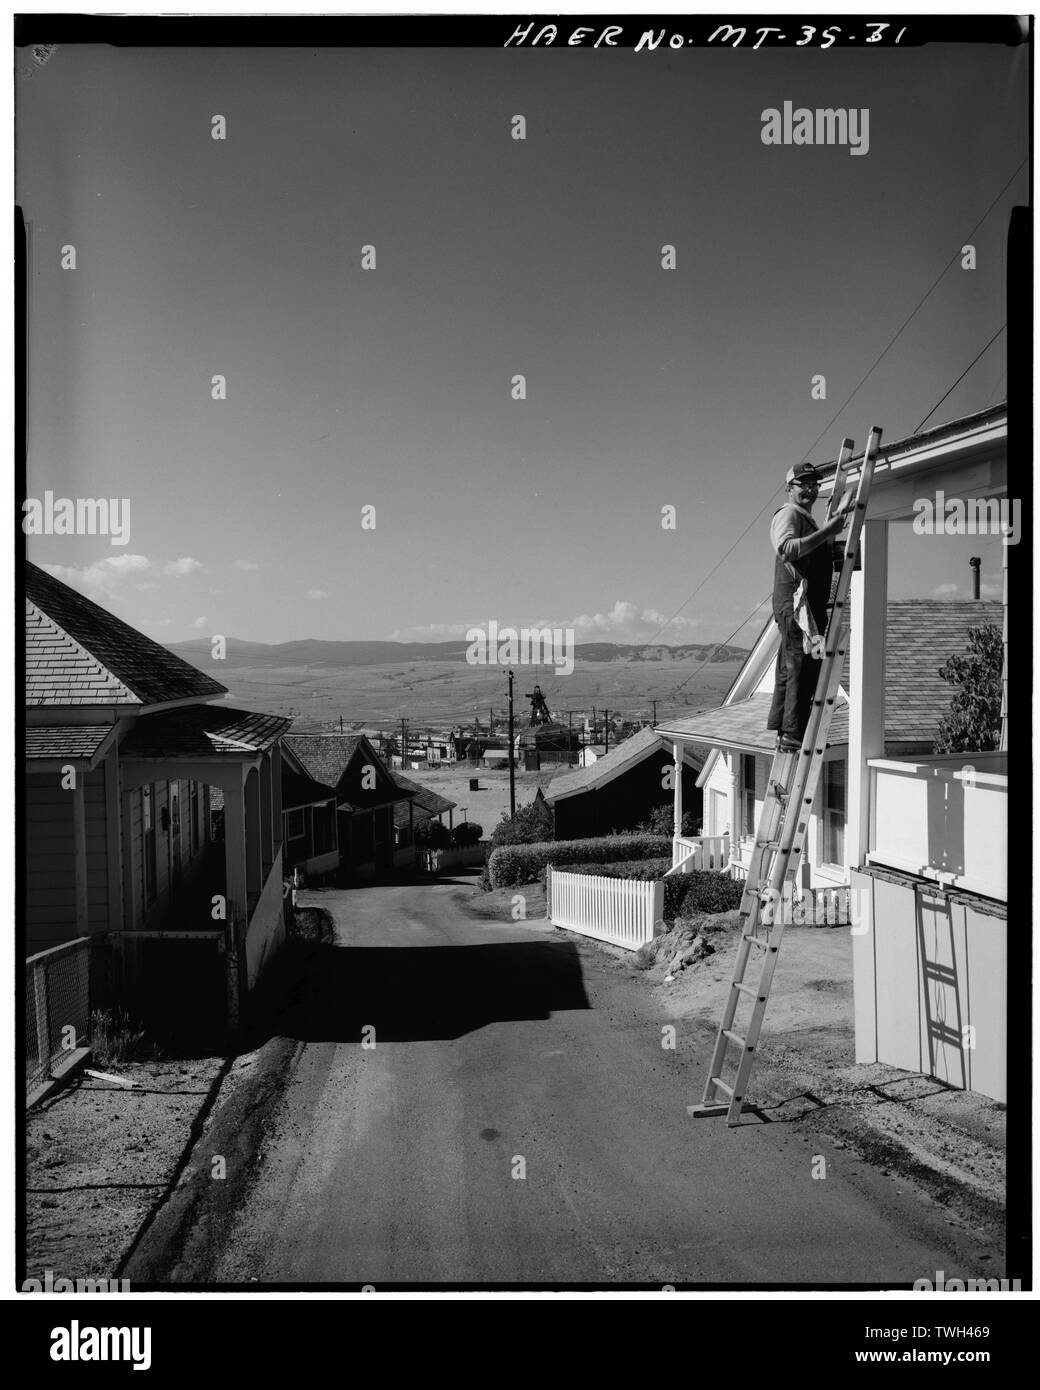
[167,636,750,668]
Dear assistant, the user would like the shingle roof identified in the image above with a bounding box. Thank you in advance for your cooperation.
[25,562,226,707]
[882,600,1003,746]
[120,705,291,759]
[391,771,457,827]
[545,725,705,802]
[282,766,340,809]
[25,724,112,761]
[26,602,138,706]
[283,734,364,789]
[660,600,1003,753]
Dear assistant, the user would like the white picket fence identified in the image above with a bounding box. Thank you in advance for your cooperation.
[666,833,731,876]
[546,867,664,951]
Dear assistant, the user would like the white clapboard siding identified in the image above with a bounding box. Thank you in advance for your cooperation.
[547,867,663,951]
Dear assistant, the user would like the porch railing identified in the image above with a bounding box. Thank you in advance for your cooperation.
[26,937,92,1106]
[667,833,730,876]
[867,756,1007,902]
[546,867,664,951]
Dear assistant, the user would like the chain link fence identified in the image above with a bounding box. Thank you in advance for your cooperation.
[25,937,92,1105]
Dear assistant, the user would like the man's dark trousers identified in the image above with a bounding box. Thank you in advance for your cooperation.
[766,613,821,744]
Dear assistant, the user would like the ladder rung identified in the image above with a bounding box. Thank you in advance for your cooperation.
[723,1030,747,1048]
[733,982,760,998]
[743,934,770,949]
[710,1077,734,1097]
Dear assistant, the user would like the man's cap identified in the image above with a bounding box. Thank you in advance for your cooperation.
[785,461,822,486]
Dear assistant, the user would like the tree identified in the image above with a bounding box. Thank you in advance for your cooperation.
[414,818,451,849]
[933,623,1003,754]
[491,799,554,847]
[637,804,698,837]
[451,821,483,847]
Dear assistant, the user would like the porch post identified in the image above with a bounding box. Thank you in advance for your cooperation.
[72,774,89,936]
[847,518,888,873]
[223,769,249,932]
[672,742,683,856]
[271,747,283,855]
[259,753,274,876]
[244,766,262,906]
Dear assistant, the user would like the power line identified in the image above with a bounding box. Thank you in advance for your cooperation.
[663,590,773,709]
[915,324,1007,433]
[640,156,1027,649]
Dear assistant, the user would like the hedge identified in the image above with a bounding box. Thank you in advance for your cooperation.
[547,860,744,922]
[486,834,672,889]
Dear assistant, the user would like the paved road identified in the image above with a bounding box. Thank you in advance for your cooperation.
[166,879,977,1285]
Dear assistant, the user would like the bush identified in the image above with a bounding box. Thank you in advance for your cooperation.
[635,805,699,838]
[549,859,743,921]
[487,834,672,889]
[90,1007,150,1064]
[663,869,744,921]
[451,821,483,847]
[490,800,554,848]
[415,819,451,849]
[544,857,672,884]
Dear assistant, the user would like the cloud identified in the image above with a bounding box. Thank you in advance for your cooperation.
[235,560,260,572]
[163,557,202,577]
[40,554,151,601]
[389,602,704,645]
[556,601,703,644]
[306,588,329,601]
[931,583,960,597]
[191,615,208,630]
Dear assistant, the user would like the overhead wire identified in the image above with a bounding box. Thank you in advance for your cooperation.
[639,156,1027,655]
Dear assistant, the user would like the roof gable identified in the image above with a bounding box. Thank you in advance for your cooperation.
[546,725,703,803]
[26,562,226,707]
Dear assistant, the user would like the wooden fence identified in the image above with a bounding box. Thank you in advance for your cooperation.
[546,867,664,951]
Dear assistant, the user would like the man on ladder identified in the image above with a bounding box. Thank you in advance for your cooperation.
[690,429,882,1124]
[767,462,855,753]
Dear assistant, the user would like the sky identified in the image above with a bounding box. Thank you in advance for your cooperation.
[17,35,1027,646]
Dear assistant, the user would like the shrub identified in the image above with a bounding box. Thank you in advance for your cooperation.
[487,834,672,889]
[451,821,483,847]
[490,800,554,848]
[934,623,1003,753]
[415,819,451,849]
[663,869,744,921]
[547,859,742,921]
[635,805,698,838]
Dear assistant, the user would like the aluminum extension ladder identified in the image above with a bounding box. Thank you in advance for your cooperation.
[689,426,882,1125]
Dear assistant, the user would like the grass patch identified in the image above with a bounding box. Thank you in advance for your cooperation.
[89,1008,157,1065]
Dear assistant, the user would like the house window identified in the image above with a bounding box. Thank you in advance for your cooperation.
[740,756,757,838]
[286,809,306,840]
[821,760,846,866]
[142,785,157,906]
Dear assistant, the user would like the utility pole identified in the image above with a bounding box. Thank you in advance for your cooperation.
[651,699,658,727]
[604,708,610,753]
[567,710,574,766]
[507,669,516,819]
[400,717,407,765]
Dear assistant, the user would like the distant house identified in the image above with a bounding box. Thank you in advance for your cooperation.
[24,562,291,1026]
[578,745,606,767]
[283,734,413,878]
[279,750,340,884]
[390,771,457,865]
[544,725,704,840]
